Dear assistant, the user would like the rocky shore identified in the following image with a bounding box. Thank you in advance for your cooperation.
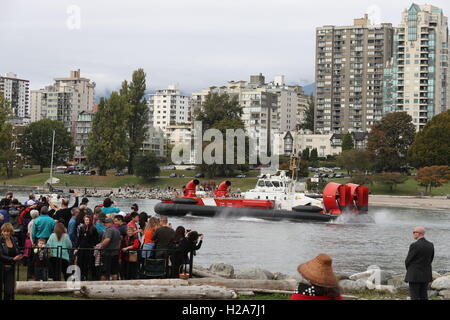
[194,263,450,300]
[370,195,450,211]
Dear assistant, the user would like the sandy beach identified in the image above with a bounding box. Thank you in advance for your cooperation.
[370,195,450,211]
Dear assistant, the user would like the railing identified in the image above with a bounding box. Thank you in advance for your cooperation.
[14,246,195,282]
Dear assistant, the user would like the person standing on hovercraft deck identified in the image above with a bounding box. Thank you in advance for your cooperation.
[405,226,434,300]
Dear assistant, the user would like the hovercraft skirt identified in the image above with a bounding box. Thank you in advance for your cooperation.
[154,203,336,222]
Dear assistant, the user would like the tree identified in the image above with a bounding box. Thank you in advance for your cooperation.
[310,148,318,166]
[367,112,416,172]
[336,149,371,177]
[194,93,246,178]
[341,133,354,151]
[408,110,450,168]
[298,160,309,178]
[301,148,310,161]
[350,174,373,186]
[374,172,408,192]
[0,94,17,178]
[120,69,149,175]
[301,95,315,132]
[86,94,131,175]
[20,119,74,173]
[134,152,161,181]
[415,166,450,194]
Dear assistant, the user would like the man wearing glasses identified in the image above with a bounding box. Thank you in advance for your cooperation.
[405,226,434,300]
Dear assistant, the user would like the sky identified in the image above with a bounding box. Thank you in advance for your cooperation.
[1,0,450,97]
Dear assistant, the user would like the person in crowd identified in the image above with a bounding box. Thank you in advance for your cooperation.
[0,223,23,300]
[23,209,40,277]
[33,238,50,281]
[53,193,79,228]
[47,222,72,281]
[127,212,143,237]
[151,216,175,260]
[170,230,203,278]
[18,200,37,248]
[120,226,140,280]
[80,198,93,216]
[0,213,4,229]
[98,218,121,281]
[125,204,139,223]
[0,200,9,225]
[138,212,148,230]
[405,226,435,300]
[142,217,159,259]
[101,198,120,217]
[32,206,56,245]
[113,215,127,236]
[76,215,99,281]
[95,212,107,236]
[290,253,342,300]
[8,199,22,242]
[25,194,37,207]
[68,208,80,244]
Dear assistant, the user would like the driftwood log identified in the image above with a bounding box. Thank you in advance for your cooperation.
[17,279,297,295]
[80,284,237,300]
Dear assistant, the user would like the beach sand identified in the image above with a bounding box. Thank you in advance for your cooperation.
[370,195,450,211]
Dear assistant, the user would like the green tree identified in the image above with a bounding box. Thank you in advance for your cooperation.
[0,94,17,178]
[336,149,371,177]
[310,148,318,165]
[86,94,131,175]
[194,93,246,178]
[20,119,74,173]
[341,133,354,151]
[408,110,450,168]
[301,148,310,161]
[120,69,149,175]
[374,172,408,192]
[298,160,309,178]
[367,112,416,172]
[301,95,315,132]
[134,152,161,181]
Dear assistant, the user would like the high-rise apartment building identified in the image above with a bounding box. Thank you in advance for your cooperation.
[0,72,30,120]
[148,85,190,133]
[315,15,394,133]
[30,70,96,132]
[191,74,306,155]
[384,4,449,131]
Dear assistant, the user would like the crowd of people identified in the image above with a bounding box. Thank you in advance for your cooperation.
[0,192,203,300]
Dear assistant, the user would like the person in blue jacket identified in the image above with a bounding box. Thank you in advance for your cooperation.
[32,206,56,245]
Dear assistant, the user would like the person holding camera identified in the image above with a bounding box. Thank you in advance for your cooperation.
[170,229,203,278]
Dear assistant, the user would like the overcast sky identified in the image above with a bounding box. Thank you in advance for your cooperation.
[1,0,450,96]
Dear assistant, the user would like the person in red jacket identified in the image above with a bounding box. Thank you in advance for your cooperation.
[120,226,140,280]
[290,253,342,300]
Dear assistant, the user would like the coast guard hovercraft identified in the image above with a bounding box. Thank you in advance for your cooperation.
[154,172,369,223]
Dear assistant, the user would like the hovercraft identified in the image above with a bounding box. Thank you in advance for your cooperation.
[154,176,369,222]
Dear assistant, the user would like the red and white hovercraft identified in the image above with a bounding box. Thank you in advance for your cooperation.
[154,172,369,222]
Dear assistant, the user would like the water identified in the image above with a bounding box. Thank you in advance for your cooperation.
[12,192,450,277]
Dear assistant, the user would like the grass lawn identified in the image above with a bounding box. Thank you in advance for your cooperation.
[0,168,259,192]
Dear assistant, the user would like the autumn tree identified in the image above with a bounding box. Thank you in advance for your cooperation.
[367,112,416,172]
[415,166,450,193]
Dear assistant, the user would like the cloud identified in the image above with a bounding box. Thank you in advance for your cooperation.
[1,0,449,96]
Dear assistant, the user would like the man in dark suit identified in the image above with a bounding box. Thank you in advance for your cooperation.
[405,226,434,300]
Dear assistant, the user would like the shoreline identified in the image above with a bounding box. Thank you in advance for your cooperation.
[369,195,450,211]
[3,185,450,211]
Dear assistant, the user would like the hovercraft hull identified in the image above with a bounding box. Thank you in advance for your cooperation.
[154,202,337,222]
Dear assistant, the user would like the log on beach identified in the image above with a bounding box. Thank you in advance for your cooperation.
[16,278,297,295]
[80,284,238,300]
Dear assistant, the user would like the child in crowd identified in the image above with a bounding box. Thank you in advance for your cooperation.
[33,238,50,281]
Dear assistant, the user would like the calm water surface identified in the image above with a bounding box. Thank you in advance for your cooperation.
[13,193,450,276]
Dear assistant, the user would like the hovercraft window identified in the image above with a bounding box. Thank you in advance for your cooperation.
[258,180,265,187]
[272,181,280,187]
[265,181,274,187]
